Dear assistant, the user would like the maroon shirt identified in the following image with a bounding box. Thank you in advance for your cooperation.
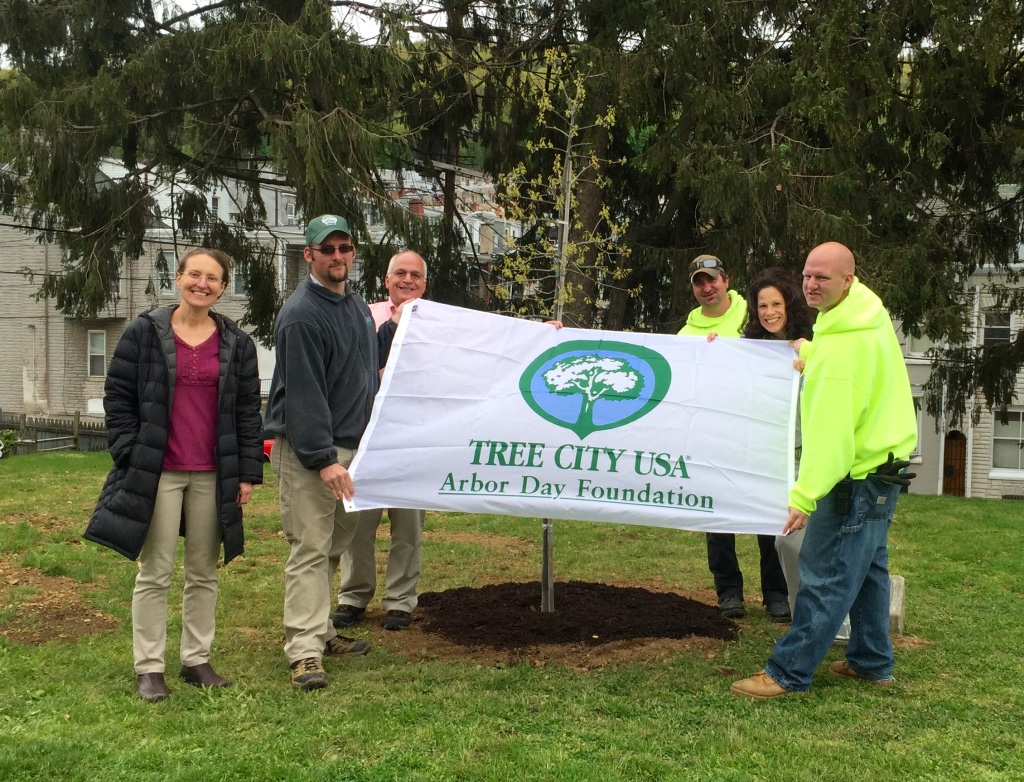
[163,329,219,471]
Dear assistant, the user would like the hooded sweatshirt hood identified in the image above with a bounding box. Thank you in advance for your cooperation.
[678,289,747,337]
[789,278,917,514]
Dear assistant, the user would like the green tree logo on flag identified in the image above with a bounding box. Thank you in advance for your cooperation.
[520,342,672,438]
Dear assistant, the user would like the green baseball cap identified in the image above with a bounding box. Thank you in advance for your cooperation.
[305,214,351,246]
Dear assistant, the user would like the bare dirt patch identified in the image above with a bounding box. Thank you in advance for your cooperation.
[0,557,118,645]
[421,529,533,552]
[893,634,933,650]
[0,512,81,533]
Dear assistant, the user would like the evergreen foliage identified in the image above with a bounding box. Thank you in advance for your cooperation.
[1,0,1023,420]
[0,0,413,342]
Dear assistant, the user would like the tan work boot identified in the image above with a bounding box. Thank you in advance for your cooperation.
[730,670,792,700]
[289,657,327,690]
[324,634,371,657]
[828,660,894,687]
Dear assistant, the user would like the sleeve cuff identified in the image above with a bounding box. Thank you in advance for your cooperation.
[788,485,816,516]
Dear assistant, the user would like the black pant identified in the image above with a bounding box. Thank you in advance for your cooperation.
[705,532,787,603]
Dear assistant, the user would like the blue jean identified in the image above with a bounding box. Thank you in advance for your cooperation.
[765,473,899,691]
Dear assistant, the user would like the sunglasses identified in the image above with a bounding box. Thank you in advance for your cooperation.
[313,244,355,256]
[688,257,723,275]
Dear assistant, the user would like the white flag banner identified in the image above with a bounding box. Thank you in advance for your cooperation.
[347,300,799,535]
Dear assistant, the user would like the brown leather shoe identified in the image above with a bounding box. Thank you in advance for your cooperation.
[137,672,170,702]
[179,662,232,689]
[730,670,792,700]
[828,660,894,687]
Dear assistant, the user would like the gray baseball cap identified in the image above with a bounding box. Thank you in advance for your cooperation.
[688,254,726,282]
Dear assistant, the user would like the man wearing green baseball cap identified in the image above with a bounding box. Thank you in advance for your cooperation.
[265,213,377,690]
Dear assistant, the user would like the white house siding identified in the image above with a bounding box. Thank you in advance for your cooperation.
[0,224,78,416]
[0,222,300,418]
[967,283,1024,498]
[969,374,1024,499]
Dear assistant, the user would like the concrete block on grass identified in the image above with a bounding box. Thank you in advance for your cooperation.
[889,574,906,635]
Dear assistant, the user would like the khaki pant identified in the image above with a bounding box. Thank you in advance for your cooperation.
[133,470,221,674]
[332,507,425,613]
[775,529,804,615]
[273,436,366,664]
[776,528,851,640]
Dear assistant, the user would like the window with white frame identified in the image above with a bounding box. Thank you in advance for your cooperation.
[363,199,382,226]
[992,409,1024,471]
[233,268,247,297]
[109,274,123,299]
[158,250,176,293]
[906,333,935,356]
[88,331,106,377]
[983,311,1012,346]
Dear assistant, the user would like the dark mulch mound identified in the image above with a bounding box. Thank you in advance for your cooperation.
[417,581,739,650]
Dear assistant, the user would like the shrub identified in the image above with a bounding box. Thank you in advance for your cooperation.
[0,429,18,458]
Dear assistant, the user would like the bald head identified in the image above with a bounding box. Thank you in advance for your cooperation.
[385,250,427,306]
[802,242,855,313]
[810,242,855,275]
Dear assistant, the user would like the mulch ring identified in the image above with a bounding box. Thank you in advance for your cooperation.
[368,580,741,670]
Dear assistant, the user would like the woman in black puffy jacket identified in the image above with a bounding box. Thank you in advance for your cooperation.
[85,248,263,702]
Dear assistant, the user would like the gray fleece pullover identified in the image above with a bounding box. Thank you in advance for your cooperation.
[264,277,379,471]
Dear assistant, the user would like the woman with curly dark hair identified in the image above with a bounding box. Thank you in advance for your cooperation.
[742,267,849,637]
[743,266,815,342]
[700,266,814,624]
[735,267,813,623]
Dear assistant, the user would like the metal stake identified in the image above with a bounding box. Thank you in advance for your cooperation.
[541,517,554,612]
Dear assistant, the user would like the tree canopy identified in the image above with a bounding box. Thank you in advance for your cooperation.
[1,0,1023,421]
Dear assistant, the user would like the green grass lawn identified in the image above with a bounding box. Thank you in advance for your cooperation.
[1,452,1022,781]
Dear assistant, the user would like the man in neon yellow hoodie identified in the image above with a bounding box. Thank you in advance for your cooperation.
[732,242,917,700]
[680,254,790,621]
[678,254,748,339]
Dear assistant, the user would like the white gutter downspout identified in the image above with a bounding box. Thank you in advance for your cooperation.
[965,284,980,498]
[937,384,946,495]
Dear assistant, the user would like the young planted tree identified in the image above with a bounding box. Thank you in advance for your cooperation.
[494,50,632,327]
